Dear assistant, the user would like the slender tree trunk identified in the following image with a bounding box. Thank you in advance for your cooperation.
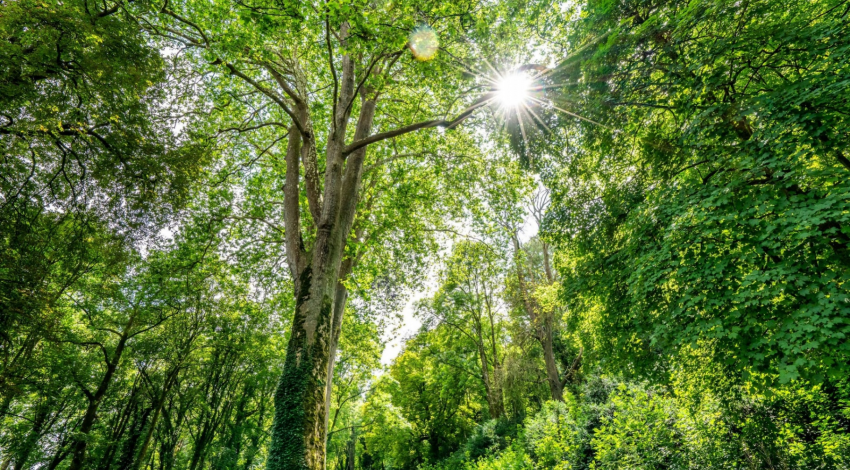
[512,236,564,402]
[46,436,73,470]
[217,383,253,470]
[542,242,554,284]
[158,394,190,470]
[68,324,132,470]
[541,316,564,402]
[538,241,563,400]
[117,406,151,470]
[475,336,502,419]
[241,384,268,470]
[98,378,142,470]
[343,427,356,470]
[489,363,505,418]
[12,398,50,470]
[0,333,39,419]
[485,296,504,418]
[324,273,350,435]
[133,366,179,470]
[188,420,214,470]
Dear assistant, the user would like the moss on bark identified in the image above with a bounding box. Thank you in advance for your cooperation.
[267,267,335,470]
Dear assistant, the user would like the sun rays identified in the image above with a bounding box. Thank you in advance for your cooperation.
[437,54,610,152]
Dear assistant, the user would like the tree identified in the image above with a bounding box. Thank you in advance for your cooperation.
[0,0,205,421]
[503,190,578,403]
[544,0,850,385]
[424,241,508,419]
[137,0,539,467]
[363,328,483,469]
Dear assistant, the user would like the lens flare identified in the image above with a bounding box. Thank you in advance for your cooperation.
[409,25,439,61]
[496,72,531,108]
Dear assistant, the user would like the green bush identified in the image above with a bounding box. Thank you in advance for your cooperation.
[524,400,584,469]
[450,377,850,470]
[590,384,683,470]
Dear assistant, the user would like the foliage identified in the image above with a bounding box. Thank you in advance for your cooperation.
[545,0,850,385]
[423,377,850,470]
[3,0,850,469]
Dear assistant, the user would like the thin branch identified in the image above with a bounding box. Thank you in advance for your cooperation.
[162,8,210,45]
[223,63,305,134]
[127,311,179,340]
[263,63,305,108]
[326,15,339,130]
[217,122,287,134]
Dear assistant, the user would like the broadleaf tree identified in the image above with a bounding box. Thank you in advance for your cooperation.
[135,0,543,468]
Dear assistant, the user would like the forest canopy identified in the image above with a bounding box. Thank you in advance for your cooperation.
[1,0,849,469]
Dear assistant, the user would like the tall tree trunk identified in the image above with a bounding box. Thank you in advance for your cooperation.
[240,383,268,470]
[117,406,151,470]
[511,236,564,402]
[133,366,180,470]
[541,316,564,402]
[475,336,502,418]
[46,435,73,470]
[538,242,563,400]
[267,96,376,470]
[68,321,133,470]
[98,378,143,470]
[267,274,336,470]
[542,242,554,284]
[188,419,214,470]
[343,427,356,470]
[324,267,351,435]
[0,333,39,419]
[216,382,254,470]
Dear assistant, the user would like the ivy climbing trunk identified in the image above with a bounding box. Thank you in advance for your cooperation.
[266,84,378,470]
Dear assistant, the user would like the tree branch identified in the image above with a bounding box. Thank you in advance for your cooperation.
[162,8,211,45]
[263,63,305,109]
[342,95,493,156]
[326,16,339,131]
[223,63,305,134]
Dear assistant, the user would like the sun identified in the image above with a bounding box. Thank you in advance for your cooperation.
[496,72,531,108]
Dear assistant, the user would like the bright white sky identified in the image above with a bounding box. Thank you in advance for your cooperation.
[378,210,540,365]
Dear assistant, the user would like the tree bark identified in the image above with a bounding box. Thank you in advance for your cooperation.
[68,320,133,470]
[267,95,376,470]
[511,236,564,402]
